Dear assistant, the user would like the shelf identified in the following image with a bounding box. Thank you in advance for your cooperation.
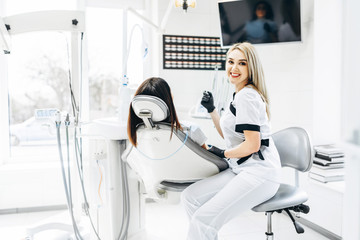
[308,177,345,194]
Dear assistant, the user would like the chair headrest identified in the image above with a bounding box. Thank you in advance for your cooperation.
[131,95,170,122]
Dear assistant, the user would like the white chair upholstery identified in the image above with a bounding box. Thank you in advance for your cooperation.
[252,127,313,239]
[126,95,228,203]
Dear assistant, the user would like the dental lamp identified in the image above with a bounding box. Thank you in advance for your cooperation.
[0,16,11,54]
[175,0,196,12]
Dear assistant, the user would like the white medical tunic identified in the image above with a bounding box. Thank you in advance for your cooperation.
[220,86,281,183]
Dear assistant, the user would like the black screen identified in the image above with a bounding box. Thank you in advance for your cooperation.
[218,0,301,47]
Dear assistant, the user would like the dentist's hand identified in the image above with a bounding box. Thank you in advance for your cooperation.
[201,91,215,113]
[208,145,225,158]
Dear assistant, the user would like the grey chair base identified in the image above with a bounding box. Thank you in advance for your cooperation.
[261,203,310,239]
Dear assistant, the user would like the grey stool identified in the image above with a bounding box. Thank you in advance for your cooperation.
[252,127,313,239]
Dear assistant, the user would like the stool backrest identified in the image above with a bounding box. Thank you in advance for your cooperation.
[272,127,313,172]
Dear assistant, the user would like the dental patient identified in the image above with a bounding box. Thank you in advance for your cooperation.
[127,77,208,149]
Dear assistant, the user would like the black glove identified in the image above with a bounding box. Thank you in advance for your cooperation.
[201,91,215,113]
[263,22,271,32]
[208,145,225,158]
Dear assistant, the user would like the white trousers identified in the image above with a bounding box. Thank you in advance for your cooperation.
[181,169,280,240]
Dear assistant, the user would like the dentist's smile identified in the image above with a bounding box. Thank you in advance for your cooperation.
[226,49,249,92]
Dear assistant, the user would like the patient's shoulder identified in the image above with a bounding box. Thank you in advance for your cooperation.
[180,120,207,146]
[180,121,199,130]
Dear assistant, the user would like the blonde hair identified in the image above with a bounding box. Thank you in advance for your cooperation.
[226,42,270,119]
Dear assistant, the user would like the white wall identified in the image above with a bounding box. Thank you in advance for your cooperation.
[0,163,67,209]
[342,0,360,238]
[313,0,342,145]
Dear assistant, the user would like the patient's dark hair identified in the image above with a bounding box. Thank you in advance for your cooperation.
[127,77,182,147]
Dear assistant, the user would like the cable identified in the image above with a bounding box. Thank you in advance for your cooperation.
[65,115,73,232]
[78,32,84,172]
[123,23,148,80]
[63,32,101,239]
[117,163,126,240]
[63,32,80,125]
[74,127,102,240]
[122,157,131,240]
[135,129,189,161]
[65,116,84,240]
[61,33,84,240]
[56,119,83,240]
[126,24,148,62]
[96,160,104,205]
[116,142,126,240]
[117,141,131,240]
[120,159,130,240]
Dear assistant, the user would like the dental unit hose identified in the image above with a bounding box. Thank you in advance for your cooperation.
[74,126,101,240]
[117,141,131,240]
[64,33,101,240]
[56,115,83,240]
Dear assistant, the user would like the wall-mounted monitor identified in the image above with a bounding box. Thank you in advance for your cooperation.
[218,0,301,47]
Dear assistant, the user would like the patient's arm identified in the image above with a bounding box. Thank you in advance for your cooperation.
[201,143,208,150]
[181,121,208,148]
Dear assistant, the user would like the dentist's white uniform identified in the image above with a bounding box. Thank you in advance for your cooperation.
[182,86,282,240]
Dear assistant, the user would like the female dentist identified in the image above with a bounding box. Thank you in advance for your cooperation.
[181,42,281,240]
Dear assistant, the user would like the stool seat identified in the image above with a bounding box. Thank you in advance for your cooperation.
[252,184,308,212]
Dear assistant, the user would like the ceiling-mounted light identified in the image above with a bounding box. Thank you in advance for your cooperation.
[175,0,196,12]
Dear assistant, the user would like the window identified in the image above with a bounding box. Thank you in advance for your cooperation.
[8,32,73,162]
[86,7,144,120]
[3,0,77,163]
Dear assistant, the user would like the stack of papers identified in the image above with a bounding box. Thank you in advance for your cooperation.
[309,145,345,183]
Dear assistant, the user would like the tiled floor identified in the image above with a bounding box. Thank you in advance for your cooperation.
[0,202,330,240]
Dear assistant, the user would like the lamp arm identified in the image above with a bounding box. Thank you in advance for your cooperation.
[128,0,173,33]
[160,0,174,31]
[128,8,162,32]
[126,24,148,64]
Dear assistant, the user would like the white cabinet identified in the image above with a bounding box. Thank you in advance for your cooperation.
[302,179,344,237]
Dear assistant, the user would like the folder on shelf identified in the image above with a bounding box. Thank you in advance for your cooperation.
[313,157,344,166]
[310,166,345,177]
[315,153,345,161]
[312,162,344,169]
[309,172,344,183]
[314,144,344,154]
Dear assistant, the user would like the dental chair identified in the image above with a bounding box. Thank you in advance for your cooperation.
[125,95,228,203]
[252,127,313,239]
